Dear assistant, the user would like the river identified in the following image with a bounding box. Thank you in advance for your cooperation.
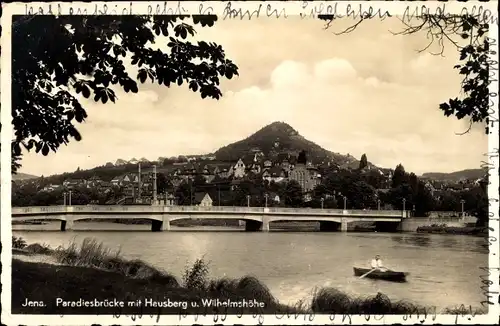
[12,221,489,311]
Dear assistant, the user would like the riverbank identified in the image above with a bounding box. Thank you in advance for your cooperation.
[416,224,487,236]
[11,237,484,316]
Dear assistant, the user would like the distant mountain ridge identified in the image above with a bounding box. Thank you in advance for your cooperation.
[16,122,482,180]
[213,121,362,167]
[12,172,39,180]
[421,168,487,181]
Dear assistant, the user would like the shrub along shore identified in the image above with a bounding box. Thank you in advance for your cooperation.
[11,237,485,316]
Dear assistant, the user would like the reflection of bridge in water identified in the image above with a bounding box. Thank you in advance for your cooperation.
[12,205,410,232]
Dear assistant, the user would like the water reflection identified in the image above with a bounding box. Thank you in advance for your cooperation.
[391,234,432,248]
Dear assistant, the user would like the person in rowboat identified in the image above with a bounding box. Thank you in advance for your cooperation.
[370,255,388,272]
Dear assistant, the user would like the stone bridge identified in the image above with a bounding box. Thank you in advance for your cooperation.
[12,205,409,232]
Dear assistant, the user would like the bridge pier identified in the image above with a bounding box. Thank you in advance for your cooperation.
[341,220,348,232]
[151,219,170,232]
[319,221,341,232]
[374,221,401,233]
[245,220,263,232]
[60,219,74,231]
[262,218,270,232]
[162,218,171,231]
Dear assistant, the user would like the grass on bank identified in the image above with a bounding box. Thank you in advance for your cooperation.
[12,236,486,315]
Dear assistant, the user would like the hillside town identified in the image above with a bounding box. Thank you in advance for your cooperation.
[18,149,343,204]
[12,146,487,223]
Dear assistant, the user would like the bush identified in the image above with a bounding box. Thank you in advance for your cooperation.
[51,238,179,284]
[207,275,277,305]
[12,236,27,249]
[24,243,53,255]
[310,288,428,314]
[182,258,210,290]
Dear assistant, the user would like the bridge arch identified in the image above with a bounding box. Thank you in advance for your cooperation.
[267,216,342,224]
[167,214,263,223]
[72,214,163,222]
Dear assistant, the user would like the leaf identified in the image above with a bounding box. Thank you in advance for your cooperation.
[35,142,42,153]
[177,77,183,86]
[107,89,117,103]
[189,81,198,92]
[41,143,50,156]
[101,91,109,104]
[13,142,21,156]
[138,69,147,83]
[130,82,138,93]
[81,85,91,98]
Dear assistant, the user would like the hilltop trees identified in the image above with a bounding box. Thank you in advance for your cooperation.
[8,15,239,173]
[391,164,408,188]
[358,154,368,170]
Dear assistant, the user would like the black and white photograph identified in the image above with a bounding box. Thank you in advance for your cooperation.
[1,1,499,324]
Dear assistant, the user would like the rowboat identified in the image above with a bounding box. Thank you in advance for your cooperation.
[353,267,408,282]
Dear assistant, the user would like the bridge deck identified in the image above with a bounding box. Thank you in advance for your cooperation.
[12,205,407,218]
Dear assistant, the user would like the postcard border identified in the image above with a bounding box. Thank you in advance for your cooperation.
[1,1,499,325]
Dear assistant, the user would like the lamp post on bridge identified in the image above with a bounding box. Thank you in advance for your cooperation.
[265,193,269,208]
[343,196,347,210]
[460,199,465,218]
[247,195,250,208]
[68,190,72,206]
[377,199,381,211]
[189,179,193,206]
[152,164,157,205]
[218,185,221,207]
[321,197,324,209]
[63,192,67,206]
[402,198,406,218]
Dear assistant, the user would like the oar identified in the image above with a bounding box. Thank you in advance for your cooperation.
[359,268,377,279]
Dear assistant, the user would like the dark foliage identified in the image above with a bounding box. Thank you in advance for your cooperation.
[214,121,355,165]
[358,153,368,170]
[9,15,238,173]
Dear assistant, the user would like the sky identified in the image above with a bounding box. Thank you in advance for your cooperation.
[16,16,488,176]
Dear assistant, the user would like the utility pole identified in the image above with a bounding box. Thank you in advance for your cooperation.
[138,163,142,201]
[153,165,157,205]
[190,179,193,206]
[402,198,406,218]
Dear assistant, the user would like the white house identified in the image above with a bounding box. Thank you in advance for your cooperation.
[194,192,213,207]
[233,158,246,178]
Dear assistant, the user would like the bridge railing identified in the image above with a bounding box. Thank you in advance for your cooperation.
[266,207,346,214]
[73,205,165,213]
[13,206,67,214]
[345,209,404,217]
[12,205,408,217]
[170,206,264,213]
